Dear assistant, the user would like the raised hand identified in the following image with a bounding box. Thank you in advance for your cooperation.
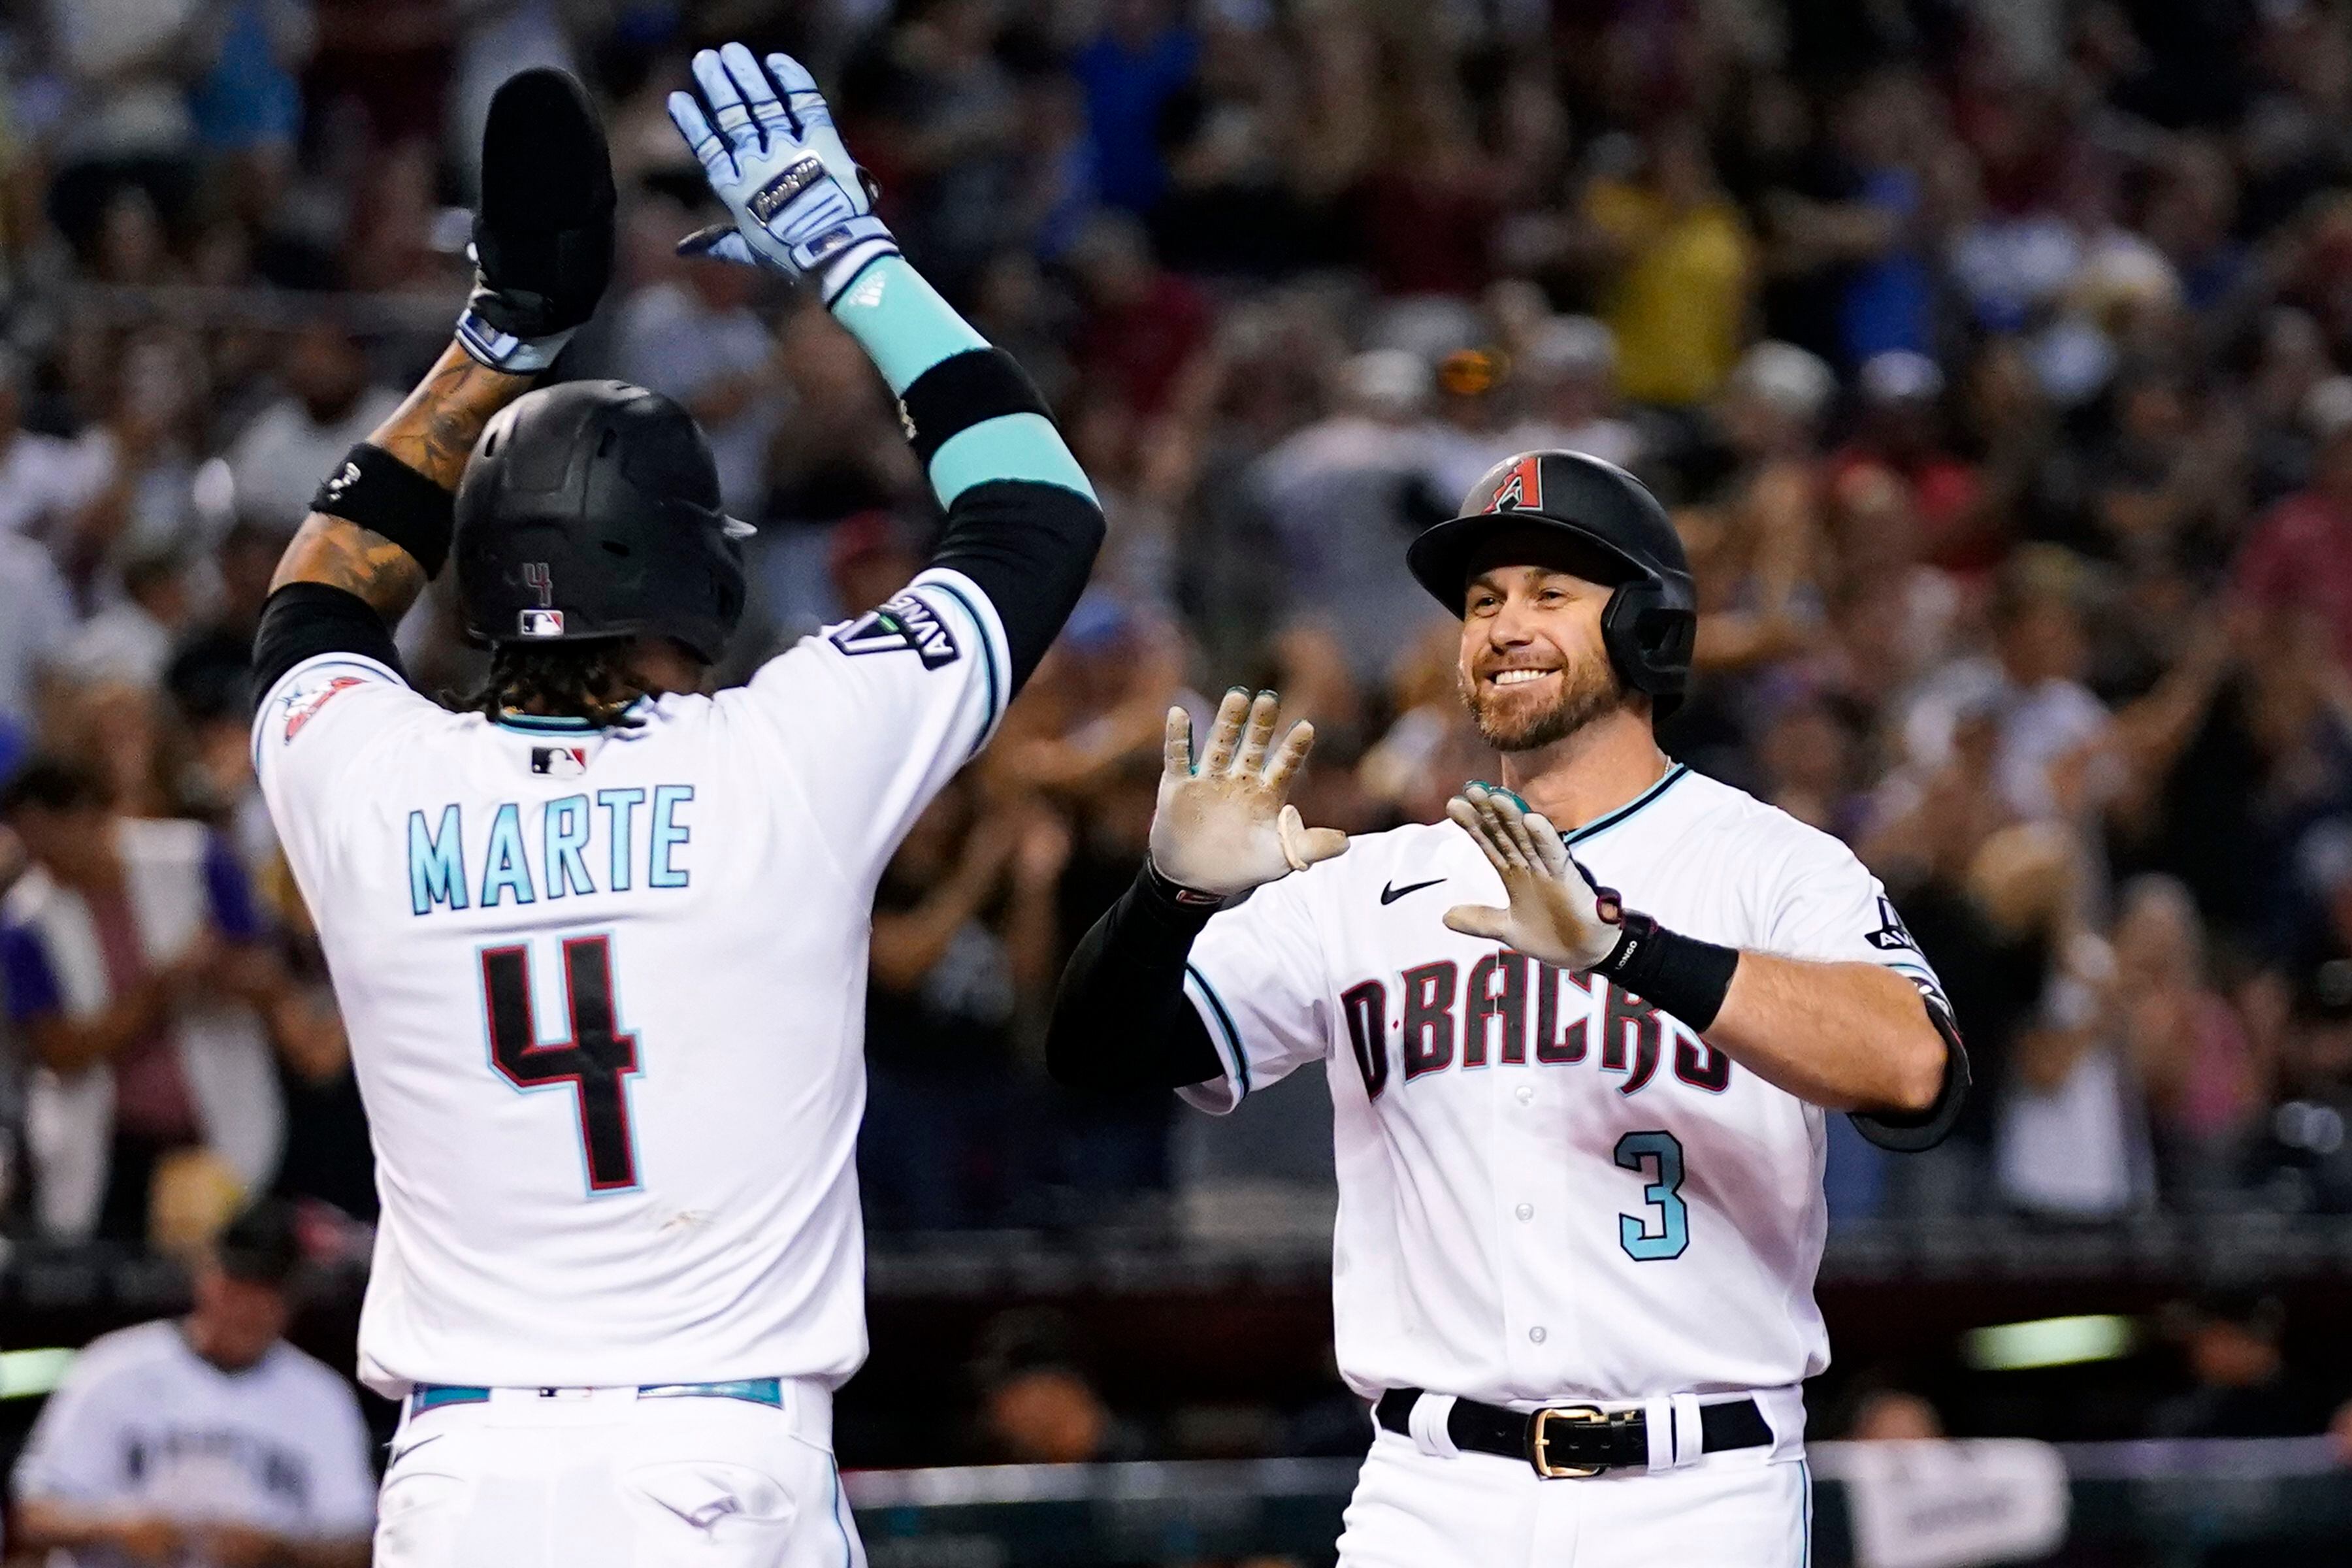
[1441,781,1623,972]
[1149,689,1347,899]
[456,68,615,373]
[666,44,898,303]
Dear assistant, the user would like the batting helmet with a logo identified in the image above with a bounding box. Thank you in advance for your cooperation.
[1405,449,1697,717]
[453,381,751,663]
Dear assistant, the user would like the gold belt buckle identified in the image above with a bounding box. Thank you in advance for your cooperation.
[1529,1404,1609,1478]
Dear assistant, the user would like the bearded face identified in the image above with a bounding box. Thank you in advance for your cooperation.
[1460,638,1628,750]
[1456,558,1633,751]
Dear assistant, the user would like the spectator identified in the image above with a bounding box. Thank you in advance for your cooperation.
[862,781,1065,1230]
[2246,956,2352,1213]
[849,0,1021,295]
[0,759,293,1241]
[2114,875,2266,1201]
[2236,376,2352,673]
[167,521,288,740]
[1993,833,2157,1220]
[12,1200,376,1567]
[67,547,199,693]
[1501,316,1643,474]
[1832,350,1995,574]
[1848,1388,1947,1441]
[41,0,204,252]
[969,1309,1144,1464]
[2150,1292,2339,1439]
[224,321,402,534]
[0,351,108,542]
[1067,213,1215,419]
[1247,350,1446,694]
[1073,0,1200,214]
[0,527,75,768]
[1578,120,1757,410]
[1905,547,2115,825]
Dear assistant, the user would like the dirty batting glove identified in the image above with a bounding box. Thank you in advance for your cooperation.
[666,44,898,305]
[456,67,617,374]
[1441,783,1621,972]
[1148,689,1348,900]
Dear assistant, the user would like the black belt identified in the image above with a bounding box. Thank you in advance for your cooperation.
[1374,1388,1771,1478]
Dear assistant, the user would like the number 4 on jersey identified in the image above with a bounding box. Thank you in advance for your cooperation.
[480,936,642,1192]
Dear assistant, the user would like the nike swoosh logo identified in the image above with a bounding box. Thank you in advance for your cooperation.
[1380,877,1445,906]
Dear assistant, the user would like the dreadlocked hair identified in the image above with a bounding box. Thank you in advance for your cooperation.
[459,641,645,728]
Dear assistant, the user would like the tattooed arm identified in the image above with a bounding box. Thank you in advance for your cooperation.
[268,344,536,621]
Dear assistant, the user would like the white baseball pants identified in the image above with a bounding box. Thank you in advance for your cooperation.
[1337,1425,1811,1568]
[373,1380,864,1568]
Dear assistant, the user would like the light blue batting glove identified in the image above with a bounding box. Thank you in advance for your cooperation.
[666,44,898,304]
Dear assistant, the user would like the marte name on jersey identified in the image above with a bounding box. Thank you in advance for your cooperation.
[406,785,700,917]
[1339,953,1732,1101]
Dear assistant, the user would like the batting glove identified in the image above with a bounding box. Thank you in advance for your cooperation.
[666,44,898,304]
[456,68,617,374]
[1442,782,1624,972]
[1149,690,1348,900]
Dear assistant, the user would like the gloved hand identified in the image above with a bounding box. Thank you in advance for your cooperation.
[456,67,616,374]
[1441,781,1624,972]
[666,44,898,304]
[1149,690,1348,900]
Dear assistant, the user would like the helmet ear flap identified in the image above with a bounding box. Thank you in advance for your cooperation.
[1601,580,1697,706]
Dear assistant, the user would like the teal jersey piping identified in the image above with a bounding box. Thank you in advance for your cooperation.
[919,576,1005,755]
[1186,962,1250,1100]
[1565,763,1691,848]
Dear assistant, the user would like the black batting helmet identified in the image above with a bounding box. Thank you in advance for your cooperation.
[453,381,750,663]
[1405,449,1697,717]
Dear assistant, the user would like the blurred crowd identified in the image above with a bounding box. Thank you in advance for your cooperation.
[6,0,2352,1254]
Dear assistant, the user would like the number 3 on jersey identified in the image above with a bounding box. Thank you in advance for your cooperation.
[480,936,642,1192]
[1614,1130,1688,1260]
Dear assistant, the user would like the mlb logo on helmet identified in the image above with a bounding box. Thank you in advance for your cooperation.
[517,561,561,636]
[1486,454,1544,513]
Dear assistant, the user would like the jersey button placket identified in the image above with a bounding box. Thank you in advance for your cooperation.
[1500,1071,1559,1383]
[1513,1066,1578,1384]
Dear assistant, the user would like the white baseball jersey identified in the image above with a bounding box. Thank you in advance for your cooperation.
[1181,762,1944,1413]
[251,568,1009,1396]
[14,1320,377,1557]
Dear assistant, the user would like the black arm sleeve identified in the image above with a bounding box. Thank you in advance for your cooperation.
[929,478,1104,694]
[1046,862,1229,1093]
[1849,996,1970,1152]
[250,582,407,704]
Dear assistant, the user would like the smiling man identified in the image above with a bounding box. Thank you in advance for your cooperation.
[1048,448,1968,1567]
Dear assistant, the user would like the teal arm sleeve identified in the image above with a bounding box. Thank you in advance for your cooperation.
[826,255,1095,508]
[928,414,1096,509]
[826,256,987,396]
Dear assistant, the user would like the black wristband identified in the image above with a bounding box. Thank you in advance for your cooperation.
[309,443,456,579]
[1140,858,1226,924]
[1590,911,1740,1030]
[896,348,1053,467]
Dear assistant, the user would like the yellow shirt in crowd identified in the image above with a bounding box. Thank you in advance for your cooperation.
[1583,179,1756,408]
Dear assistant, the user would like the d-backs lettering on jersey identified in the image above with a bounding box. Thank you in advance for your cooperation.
[251,568,1011,1397]
[1180,763,1946,1424]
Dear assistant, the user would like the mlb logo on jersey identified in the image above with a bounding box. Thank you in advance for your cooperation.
[1486,454,1544,513]
[828,593,960,669]
[531,745,589,777]
[518,609,566,638]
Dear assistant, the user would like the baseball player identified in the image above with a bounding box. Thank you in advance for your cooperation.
[249,55,1100,1565]
[1049,450,1966,1565]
